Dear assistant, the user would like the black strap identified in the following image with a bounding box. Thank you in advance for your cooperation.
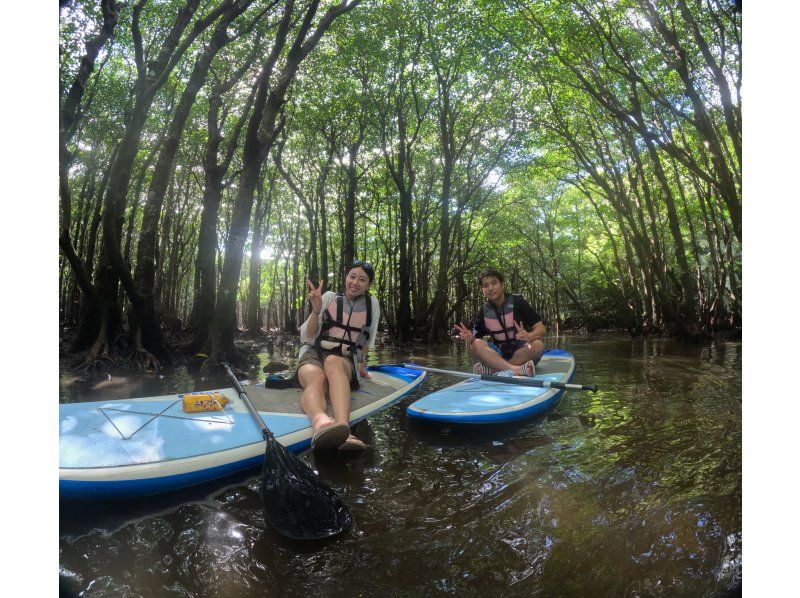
[317,293,372,351]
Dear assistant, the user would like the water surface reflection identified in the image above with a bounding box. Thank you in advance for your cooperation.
[60,335,741,596]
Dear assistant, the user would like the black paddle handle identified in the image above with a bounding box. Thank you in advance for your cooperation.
[222,363,275,442]
[480,373,599,393]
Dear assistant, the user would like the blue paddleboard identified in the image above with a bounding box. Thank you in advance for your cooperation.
[406,349,575,424]
[60,365,424,500]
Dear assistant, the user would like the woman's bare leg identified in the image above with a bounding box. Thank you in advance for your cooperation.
[298,363,331,431]
[323,355,354,424]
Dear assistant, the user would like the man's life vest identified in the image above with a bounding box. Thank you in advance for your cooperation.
[316,292,372,358]
[482,294,522,346]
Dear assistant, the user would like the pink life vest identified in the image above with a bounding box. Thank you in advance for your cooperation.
[317,293,372,356]
[482,294,520,345]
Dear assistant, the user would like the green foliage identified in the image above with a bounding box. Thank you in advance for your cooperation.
[59,0,741,338]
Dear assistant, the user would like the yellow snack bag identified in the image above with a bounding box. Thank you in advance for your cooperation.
[181,391,230,412]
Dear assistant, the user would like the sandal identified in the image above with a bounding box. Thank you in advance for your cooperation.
[338,434,367,452]
[311,421,351,450]
[519,360,536,377]
[472,363,499,375]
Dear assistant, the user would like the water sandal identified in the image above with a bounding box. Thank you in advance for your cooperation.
[472,363,499,375]
[520,360,536,377]
[338,435,367,452]
[311,421,351,450]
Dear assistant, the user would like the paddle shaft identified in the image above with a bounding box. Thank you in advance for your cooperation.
[222,364,353,540]
[402,363,598,392]
[222,363,273,442]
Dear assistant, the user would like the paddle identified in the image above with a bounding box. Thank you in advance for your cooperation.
[222,363,352,540]
[401,363,599,393]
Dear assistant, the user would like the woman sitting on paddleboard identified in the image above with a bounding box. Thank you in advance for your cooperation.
[453,268,546,376]
[298,260,380,451]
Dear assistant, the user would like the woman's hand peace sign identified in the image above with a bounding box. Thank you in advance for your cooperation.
[306,279,325,315]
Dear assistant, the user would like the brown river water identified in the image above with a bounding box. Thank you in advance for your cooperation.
[59,334,741,596]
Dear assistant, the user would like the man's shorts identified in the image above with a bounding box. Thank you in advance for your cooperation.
[485,339,528,361]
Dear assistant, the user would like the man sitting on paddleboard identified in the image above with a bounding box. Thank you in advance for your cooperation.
[297,260,380,451]
[453,268,546,376]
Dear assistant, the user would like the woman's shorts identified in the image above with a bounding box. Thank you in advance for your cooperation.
[297,347,354,381]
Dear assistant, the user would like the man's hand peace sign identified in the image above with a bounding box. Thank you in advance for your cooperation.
[514,321,530,341]
[453,322,475,344]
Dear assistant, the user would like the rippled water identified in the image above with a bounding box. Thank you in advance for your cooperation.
[59,334,741,596]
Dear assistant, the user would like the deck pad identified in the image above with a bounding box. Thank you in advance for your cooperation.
[244,374,401,414]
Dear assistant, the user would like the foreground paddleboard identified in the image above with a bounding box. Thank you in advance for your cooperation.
[406,349,575,424]
[60,365,424,500]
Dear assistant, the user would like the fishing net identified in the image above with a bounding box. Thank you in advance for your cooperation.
[260,438,352,540]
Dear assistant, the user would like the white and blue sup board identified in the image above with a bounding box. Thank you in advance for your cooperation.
[60,365,424,500]
[406,349,575,424]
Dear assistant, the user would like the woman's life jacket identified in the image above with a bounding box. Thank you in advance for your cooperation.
[482,294,522,347]
[316,292,372,359]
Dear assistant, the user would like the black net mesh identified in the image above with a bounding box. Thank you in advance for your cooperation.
[260,441,352,540]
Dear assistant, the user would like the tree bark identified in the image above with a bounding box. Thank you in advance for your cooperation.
[60,0,122,348]
[378,25,425,343]
[204,0,360,369]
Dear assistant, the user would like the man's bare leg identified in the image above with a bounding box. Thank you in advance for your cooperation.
[507,340,545,366]
[469,339,530,375]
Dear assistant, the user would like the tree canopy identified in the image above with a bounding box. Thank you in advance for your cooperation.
[59,0,742,371]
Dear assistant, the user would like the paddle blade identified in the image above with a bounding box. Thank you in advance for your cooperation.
[261,441,352,540]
